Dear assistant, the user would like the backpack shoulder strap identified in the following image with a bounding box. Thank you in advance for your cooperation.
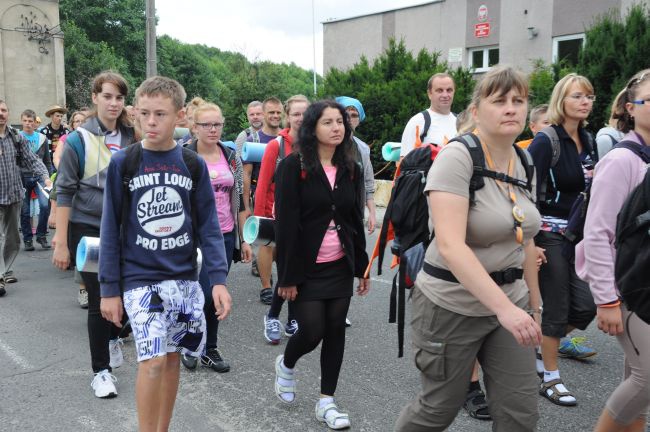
[585,131,599,162]
[450,132,486,204]
[513,145,535,192]
[615,140,650,164]
[277,135,285,159]
[181,146,202,193]
[65,130,86,179]
[539,126,561,168]
[420,110,431,143]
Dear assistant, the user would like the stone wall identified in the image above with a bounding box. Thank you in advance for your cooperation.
[0,0,65,125]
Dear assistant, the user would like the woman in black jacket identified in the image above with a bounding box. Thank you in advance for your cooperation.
[273,100,370,430]
[528,73,598,407]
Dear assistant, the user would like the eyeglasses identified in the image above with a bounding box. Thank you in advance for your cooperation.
[566,94,596,102]
[632,98,650,105]
[195,122,224,130]
[348,113,360,119]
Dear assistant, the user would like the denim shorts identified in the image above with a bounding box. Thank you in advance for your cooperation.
[124,280,206,362]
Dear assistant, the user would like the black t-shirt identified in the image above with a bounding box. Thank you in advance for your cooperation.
[39,123,70,154]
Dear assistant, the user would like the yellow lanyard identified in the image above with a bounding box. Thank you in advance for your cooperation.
[481,141,525,244]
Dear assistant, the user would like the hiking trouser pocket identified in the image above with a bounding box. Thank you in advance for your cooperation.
[414,342,446,381]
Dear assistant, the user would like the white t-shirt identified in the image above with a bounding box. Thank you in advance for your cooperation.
[400,109,457,156]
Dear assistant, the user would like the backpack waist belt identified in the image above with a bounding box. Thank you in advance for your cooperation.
[422,262,523,286]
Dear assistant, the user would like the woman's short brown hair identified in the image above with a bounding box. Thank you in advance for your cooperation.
[547,73,594,128]
[470,65,528,108]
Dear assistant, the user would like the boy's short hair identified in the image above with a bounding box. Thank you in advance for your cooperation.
[21,109,36,120]
[135,76,186,111]
[529,104,549,124]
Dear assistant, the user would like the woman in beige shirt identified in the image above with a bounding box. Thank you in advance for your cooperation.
[395,66,543,432]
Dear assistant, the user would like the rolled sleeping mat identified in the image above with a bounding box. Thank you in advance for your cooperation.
[76,236,101,273]
[76,235,203,275]
[382,142,402,162]
[222,140,236,151]
[174,127,190,140]
[241,142,268,163]
[243,216,275,247]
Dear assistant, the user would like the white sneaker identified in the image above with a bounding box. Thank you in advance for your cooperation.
[109,338,124,369]
[91,370,118,398]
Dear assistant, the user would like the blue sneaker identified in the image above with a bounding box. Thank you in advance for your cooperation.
[558,337,597,359]
[284,320,299,337]
[264,314,282,344]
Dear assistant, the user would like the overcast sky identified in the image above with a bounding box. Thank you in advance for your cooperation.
[156,0,426,74]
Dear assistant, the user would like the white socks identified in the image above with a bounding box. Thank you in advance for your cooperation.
[536,349,544,376]
[318,397,350,428]
[277,360,295,403]
[543,370,576,404]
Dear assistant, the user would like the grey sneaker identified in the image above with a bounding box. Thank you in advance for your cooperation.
[264,314,282,344]
[24,240,34,251]
[284,320,299,337]
[3,271,17,283]
[78,289,89,309]
[181,353,198,370]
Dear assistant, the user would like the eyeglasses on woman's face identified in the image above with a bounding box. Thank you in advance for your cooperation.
[566,93,596,103]
[195,122,224,130]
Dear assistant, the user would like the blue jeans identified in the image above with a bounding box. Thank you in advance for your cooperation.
[21,176,50,242]
[199,230,235,350]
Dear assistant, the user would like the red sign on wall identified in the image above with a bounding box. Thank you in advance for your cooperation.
[474,22,490,38]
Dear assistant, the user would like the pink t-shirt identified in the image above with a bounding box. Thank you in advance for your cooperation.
[206,157,235,233]
[316,165,345,263]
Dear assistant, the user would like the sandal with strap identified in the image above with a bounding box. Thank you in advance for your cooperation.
[315,401,351,430]
[274,355,296,404]
[463,389,491,420]
[539,378,577,406]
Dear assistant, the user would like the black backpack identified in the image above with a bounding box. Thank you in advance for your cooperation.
[7,126,24,166]
[376,133,535,357]
[119,142,202,267]
[614,143,650,324]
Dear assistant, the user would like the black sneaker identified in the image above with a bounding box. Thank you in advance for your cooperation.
[24,240,35,251]
[260,288,273,305]
[181,353,198,370]
[201,348,230,373]
[36,237,51,249]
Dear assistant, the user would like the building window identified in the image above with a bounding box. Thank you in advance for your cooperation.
[552,33,585,65]
[468,47,499,73]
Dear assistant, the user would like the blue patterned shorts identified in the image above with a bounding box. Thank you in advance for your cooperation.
[123,280,206,362]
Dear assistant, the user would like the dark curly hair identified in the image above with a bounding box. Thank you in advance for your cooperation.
[297,100,355,176]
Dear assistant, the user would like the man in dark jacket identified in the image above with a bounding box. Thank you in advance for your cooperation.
[19,109,53,250]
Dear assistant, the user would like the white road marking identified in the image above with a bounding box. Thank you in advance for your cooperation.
[0,338,32,370]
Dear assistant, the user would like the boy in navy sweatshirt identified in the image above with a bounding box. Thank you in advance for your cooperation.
[98,76,231,432]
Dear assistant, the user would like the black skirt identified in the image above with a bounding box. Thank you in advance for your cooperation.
[295,257,353,302]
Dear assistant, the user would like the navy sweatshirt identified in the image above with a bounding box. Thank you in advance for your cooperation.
[99,143,228,298]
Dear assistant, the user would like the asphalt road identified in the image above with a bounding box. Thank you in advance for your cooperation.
[0,229,639,432]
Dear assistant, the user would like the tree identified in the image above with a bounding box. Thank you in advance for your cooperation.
[321,39,474,178]
[578,4,650,130]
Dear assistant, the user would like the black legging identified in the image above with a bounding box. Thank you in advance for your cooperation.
[283,297,351,396]
[268,282,295,322]
[69,223,123,373]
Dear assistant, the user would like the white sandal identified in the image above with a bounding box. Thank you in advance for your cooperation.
[274,355,296,404]
[315,400,351,430]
